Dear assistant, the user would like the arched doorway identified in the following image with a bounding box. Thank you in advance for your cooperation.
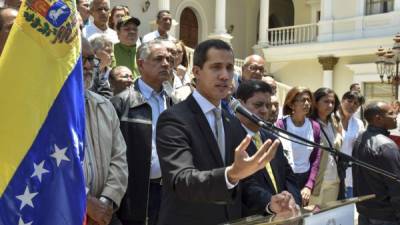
[179,7,198,48]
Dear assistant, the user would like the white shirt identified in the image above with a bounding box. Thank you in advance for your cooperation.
[340,115,364,187]
[280,117,314,173]
[192,90,235,189]
[138,79,167,179]
[83,23,119,44]
[142,30,176,43]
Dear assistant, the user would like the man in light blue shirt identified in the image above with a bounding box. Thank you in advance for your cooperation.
[111,40,174,225]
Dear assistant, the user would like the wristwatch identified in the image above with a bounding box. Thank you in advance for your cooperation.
[99,196,113,206]
[265,202,275,215]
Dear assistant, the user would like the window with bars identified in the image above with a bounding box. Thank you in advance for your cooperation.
[365,0,394,15]
[363,82,394,103]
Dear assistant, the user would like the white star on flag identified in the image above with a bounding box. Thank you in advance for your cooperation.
[16,186,38,210]
[50,144,70,167]
[31,160,49,182]
[18,217,32,225]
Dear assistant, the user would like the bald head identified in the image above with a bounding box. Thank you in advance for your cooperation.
[242,54,265,81]
[364,101,397,130]
[0,7,17,56]
[262,76,277,95]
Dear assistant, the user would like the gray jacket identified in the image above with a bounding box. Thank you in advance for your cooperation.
[84,90,128,207]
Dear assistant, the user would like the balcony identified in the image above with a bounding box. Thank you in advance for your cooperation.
[268,24,318,46]
[262,10,400,62]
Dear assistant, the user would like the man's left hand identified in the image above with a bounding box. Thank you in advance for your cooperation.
[268,191,299,215]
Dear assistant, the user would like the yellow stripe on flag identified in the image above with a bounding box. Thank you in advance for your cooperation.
[0,1,80,195]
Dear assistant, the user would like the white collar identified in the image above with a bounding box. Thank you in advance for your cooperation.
[138,79,163,100]
[192,90,221,115]
[241,124,256,137]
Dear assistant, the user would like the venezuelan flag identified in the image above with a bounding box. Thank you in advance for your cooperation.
[0,0,86,224]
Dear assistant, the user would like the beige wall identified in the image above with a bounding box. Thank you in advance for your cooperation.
[270,54,376,98]
[271,59,323,91]
[293,0,312,25]
[227,0,258,58]
[110,0,158,37]
[333,54,376,97]
[333,0,357,19]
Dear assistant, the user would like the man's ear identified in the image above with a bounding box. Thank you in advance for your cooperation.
[137,58,144,71]
[192,65,201,80]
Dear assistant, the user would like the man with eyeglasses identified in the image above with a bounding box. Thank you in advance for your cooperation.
[111,40,174,225]
[82,37,128,225]
[83,0,119,44]
[241,54,266,82]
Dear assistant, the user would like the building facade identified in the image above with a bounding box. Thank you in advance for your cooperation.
[112,0,399,100]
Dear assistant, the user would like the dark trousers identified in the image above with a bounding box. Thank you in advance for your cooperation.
[294,171,310,190]
[359,214,400,225]
[120,181,162,225]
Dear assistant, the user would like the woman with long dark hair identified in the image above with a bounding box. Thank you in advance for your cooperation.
[309,88,344,205]
[339,91,365,198]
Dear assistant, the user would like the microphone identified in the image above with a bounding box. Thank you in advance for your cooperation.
[228,96,271,128]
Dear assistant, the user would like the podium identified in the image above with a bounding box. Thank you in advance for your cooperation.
[223,194,375,225]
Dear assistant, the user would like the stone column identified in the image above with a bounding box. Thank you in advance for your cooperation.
[258,0,269,45]
[158,0,170,10]
[318,56,338,88]
[318,0,334,42]
[208,0,232,43]
[395,0,400,11]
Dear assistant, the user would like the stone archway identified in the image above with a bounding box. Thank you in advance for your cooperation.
[179,7,198,48]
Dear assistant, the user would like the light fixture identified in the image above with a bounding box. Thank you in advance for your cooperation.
[227,24,234,34]
[142,0,151,13]
[375,33,400,99]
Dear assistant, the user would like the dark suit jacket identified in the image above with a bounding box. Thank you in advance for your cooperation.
[242,128,301,216]
[156,94,247,225]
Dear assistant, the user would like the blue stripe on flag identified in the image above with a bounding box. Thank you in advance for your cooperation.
[0,57,86,225]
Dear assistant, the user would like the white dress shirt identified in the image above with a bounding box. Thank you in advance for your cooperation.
[192,90,236,189]
[138,79,167,179]
[83,23,119,44]
[142,30,176,43]
[340,115,364,187]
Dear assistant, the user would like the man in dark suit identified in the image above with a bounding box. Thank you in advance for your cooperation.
[156,39,297,225]
[235,80,301,216]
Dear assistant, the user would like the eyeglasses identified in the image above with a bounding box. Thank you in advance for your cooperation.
[83,55,100,66]
[96,7,110,12]
[246,64,265,73]
[294,97,311,104]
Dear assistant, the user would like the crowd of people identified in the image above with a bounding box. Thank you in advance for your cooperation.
[1,0,400,225]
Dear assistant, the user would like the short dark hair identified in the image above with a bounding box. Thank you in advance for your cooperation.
[364,101,386,123]
[157,10,170,20]
[236,80,272,102]
[193,39,233,69]
[342,91,365,105]
[349,83,360,91]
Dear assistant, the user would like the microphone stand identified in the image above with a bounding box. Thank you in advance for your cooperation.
[258,119,400,183]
